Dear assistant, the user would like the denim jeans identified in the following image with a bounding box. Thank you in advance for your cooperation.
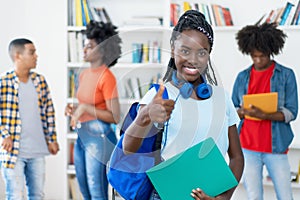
[1,157,45,200]
[75,120,117,200]
[242,149,293,200]
[149,190,161,200]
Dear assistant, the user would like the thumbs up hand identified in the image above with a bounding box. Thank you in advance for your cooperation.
[147,84,175,124]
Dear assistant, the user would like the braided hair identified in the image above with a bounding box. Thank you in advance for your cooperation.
[85,20,122,67]
[163,10,217,85]
[236,22,287,57]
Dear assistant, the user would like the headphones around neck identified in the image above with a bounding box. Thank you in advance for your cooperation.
[172,70,212,99]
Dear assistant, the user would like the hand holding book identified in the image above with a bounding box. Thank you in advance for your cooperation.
[242,92,278,121]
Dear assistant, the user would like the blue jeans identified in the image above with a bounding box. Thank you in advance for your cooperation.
[242,149,293,200]
[149,190,161,200]
[75,120,117,200]
[1,157,45,200]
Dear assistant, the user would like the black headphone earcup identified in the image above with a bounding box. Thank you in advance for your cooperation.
[180,83,193,99]
[196,83,212,99]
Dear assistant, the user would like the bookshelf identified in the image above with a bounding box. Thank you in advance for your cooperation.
[65,0,300,199]
[66,1,170,199]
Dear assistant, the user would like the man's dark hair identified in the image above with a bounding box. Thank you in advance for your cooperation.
[8,38,33,61]
[236,22,287,57]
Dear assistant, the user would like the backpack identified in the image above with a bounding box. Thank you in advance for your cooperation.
[107,84,169,200]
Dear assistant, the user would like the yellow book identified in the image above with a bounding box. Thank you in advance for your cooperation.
[183,2,191,12]
[143,42,149,62]
[83,0,90,24]
[243,92,278,121]
[75,0,83,26]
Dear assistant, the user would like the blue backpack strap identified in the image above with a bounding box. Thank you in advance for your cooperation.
[108,84,169,200]
[149,83,169,100]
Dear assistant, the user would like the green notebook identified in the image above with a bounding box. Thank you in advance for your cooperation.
[146,137,238,200]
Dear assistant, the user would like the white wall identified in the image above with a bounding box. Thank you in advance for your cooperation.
[0,0,67,199]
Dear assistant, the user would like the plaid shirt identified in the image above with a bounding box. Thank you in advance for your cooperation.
[0,70,57,168]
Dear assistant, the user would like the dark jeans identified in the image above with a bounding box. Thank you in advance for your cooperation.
[149,190,161,200]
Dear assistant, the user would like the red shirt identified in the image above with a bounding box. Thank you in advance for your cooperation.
[240,63,275,153]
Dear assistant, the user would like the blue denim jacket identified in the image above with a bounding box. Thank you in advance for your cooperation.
[232,62,298,153]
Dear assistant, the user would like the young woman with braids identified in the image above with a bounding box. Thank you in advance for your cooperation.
[123,10,244,200]
[65,20,122,199]
[232,22,298,200]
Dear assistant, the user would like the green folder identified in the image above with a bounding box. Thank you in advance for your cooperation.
[146,137,238,200]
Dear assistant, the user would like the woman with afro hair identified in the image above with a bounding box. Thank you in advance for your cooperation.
[232,22,298,200]
[65,20,122,200]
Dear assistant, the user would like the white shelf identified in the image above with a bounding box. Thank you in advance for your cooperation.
[67,133,77,139]
[114,62,165,70]
[290,143,300,150]
[67,62,89,68]
[118,25,168,32]
[67,165,76,175]
[212,25,300,33]
[66,98,78,104]
[67,26,85,31]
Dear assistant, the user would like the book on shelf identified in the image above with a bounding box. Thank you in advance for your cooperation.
[68,31,86,63]
[68,69,80,98]
[257,1,300,25]
[68,0,75,26]
[82,0,91,25]
[206,3,216,26]
[102,7,111,23]
[255,13,267,25]
[291,0,300,25]
[222,7,234,26]
[75,0,83,26]
[169,2,233,27]
[68,31,77,62]
[183,1,192,12]
[274,7,286,24]
[93,7,111,23]
[201,3,213,26]
[211,4,223,26]
[131,77,142,99]
[170,3,180,26]
[279,2,294,25]
[80,0,87,26]
[122,74,162,100]
[76,31,84,62]
[68,0,112,26]
[132,41,161,64]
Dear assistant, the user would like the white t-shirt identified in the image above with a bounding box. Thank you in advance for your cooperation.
[140,82,240,160]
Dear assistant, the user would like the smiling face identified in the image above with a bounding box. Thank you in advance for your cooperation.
[172,29,210,83]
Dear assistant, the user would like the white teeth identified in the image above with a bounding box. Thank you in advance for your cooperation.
[185,67,198,73]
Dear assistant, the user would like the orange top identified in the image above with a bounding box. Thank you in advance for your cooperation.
[76,65,118,122]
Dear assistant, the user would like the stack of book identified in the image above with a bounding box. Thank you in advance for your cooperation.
[68,0,111,26]
[170,1,234,27]
[256,1,300,26]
